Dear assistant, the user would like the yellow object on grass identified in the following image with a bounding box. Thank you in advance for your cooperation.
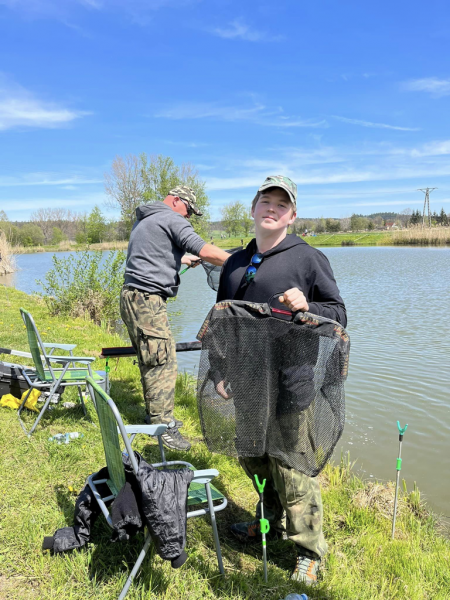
[0,389,41,412]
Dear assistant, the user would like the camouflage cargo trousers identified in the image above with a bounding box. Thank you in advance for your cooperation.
[239,454,328,559]
[120,286,177,424]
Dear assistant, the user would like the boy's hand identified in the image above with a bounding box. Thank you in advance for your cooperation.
[279,288,309,312]
[216,380,232,399]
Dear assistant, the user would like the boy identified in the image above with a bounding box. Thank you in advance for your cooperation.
[216,175,347,584]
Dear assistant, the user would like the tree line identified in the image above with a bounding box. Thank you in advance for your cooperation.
[1,153,449,246]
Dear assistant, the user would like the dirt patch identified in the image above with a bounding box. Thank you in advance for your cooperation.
[353,481,405,520]
[0,575,41,600]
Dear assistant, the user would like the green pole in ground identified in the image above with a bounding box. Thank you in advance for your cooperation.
[392,420,408,539]
[254,474,270,582]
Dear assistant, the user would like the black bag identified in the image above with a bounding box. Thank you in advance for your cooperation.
[0,361,30,397]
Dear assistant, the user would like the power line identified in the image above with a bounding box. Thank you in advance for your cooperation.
[417,188,437,228]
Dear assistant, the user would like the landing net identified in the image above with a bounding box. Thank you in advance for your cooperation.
[196,300,350,476]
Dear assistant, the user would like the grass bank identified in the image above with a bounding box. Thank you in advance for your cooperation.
[1,286,449,599]
[210,232,393,250]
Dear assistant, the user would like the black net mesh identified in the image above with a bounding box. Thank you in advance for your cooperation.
[196,301,350,477]
[200,247,242,292]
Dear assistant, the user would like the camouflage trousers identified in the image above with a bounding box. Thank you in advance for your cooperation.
[120,286,177,424]
[239,455,328,559]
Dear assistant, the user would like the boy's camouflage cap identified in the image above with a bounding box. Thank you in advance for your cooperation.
[168,185,203,216]
[257,175,297,210]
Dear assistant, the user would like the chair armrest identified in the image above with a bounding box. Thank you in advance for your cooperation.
[192,469,219,484]
[123,424,168,436]
[43,343,77,351]
[46,355,96,363]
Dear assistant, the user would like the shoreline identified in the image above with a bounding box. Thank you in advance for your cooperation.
[9,228,450,255]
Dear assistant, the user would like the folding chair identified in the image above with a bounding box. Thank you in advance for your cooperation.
[17,308,105,436]
[86,376,227,600]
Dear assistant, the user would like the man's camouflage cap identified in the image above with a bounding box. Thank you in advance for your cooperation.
[168,185,203,216]
[256,175,297,210]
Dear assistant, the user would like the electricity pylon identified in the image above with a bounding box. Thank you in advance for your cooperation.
[417,188,437,228]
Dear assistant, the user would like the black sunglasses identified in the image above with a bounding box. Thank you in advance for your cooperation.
[244,253,263,283]
[180,198,194,217]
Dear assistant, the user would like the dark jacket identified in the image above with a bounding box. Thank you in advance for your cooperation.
[217,234,347,327]
[124,202,206,298]
[43,453,194,568]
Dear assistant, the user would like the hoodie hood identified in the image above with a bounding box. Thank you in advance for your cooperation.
[136,202,173,221]
[246,233,308,258]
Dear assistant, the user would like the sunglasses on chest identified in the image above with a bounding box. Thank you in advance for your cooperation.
[244,253,264,283]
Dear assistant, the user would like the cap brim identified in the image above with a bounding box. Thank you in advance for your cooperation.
[258,183,296,209]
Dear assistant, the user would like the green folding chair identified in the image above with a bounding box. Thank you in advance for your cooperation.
[86,376,227,600]
[17,308,105,436]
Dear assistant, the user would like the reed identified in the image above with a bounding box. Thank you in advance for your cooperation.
[390,226,450,245]
[0,231,17,274]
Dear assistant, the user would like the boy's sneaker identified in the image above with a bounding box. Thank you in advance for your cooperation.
[144,414,183,428]
[291,554,320,586]
[161,422,191,451]
[230,520,284,542]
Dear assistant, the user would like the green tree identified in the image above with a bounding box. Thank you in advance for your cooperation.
[141,155,211,239]
[0,210,8,221]
[19,224,45,247]
[242,209,253,236]
[105,153,211,239]
[351,214,368,231]
[367,220,375,231]
[325,218,340,232]
[87,206,107,243]
[221,201,248,237]
[315,218,326,234]
[438,207,448,226]
[51,227,65,245]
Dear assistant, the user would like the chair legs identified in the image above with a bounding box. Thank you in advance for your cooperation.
[77,385,87,416]
[205,483,225,575]
[118,531,153,600]
[18,385,54,437]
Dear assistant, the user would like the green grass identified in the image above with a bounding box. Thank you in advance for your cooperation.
[1,285,449,599]
[211,232,393,249]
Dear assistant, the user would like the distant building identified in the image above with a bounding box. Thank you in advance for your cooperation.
[385,221,398,230]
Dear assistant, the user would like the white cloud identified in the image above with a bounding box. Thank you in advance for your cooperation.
[0,81,89,130]
[0,192,107,212]
[155,101,327,129]
[0,173,101,186]
[333,116,419,132]
[200,138,450,200]
[210,18,282,42]
[402,77,450,98]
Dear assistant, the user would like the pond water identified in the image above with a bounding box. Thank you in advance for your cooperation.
[1,247,449,517]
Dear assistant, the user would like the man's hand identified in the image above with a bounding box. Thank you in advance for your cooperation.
[181,254,201,268]
[216,380,232,399]
[279,288,309,312]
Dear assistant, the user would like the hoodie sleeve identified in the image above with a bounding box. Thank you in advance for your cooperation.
[306,251,347,327]
[168,214,206,256]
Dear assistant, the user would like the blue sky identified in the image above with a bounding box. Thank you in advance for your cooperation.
[1,0,450,221]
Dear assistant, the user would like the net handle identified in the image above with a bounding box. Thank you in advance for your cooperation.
[267,292,295,320]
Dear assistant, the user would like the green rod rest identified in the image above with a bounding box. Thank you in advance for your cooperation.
[254,474,266,494]
[397,421,408,436]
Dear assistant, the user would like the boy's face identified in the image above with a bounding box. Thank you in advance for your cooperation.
[251,188,296,233]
